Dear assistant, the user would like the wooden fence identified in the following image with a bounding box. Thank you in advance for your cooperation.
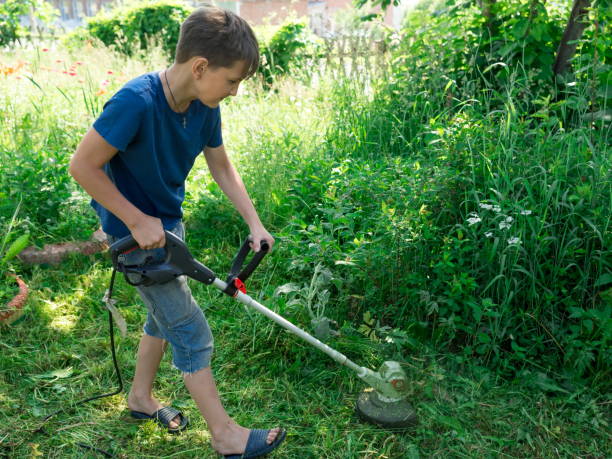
[309,32,390,85]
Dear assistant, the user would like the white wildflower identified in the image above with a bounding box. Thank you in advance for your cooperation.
[508,237,521,245]
[499,221,512,230]
[485,232,493,238]
[505,216,514,223]
[492,205,501,213]
[520,210,532,216]
[467,216,481,226]
[479,203,493,210]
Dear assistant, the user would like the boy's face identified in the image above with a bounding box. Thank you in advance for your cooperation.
[194,59,248,108]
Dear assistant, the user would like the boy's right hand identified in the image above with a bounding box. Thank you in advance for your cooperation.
[128,214,165,250]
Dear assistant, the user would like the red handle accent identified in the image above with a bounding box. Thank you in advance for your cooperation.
[233,278,246,295]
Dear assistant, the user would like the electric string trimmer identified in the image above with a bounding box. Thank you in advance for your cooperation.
[110,231,417,428]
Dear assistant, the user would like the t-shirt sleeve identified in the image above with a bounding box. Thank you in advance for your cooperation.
[93,88,146,152]
[207,107,223,148]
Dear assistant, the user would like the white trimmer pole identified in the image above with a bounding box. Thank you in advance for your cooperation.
[212,278,367,377]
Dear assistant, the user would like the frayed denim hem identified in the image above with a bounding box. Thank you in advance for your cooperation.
[177,360,212,376]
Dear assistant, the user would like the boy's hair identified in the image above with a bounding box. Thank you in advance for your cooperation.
[175,6,259,78]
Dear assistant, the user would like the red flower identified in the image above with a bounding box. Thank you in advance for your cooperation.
[42,48,49,52]
[107,70,113,74]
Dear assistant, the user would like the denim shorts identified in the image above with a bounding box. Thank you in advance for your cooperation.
[107,222,214,374]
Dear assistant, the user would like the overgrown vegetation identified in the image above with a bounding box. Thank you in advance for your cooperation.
[0,0,610,457]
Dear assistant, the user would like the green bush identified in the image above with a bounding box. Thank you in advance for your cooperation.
[400,0,610,114]
[257,21,319,87]
[75,0,191,59]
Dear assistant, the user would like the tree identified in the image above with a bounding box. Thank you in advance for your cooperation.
[553,0,592,75]
[0,0,58,46]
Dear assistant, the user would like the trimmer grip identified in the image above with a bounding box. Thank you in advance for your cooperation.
[239,239,269,280]
[223,237,271,296]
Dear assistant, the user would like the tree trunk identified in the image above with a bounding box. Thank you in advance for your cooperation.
[553,0,592,75]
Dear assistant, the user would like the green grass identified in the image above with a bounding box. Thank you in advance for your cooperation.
[0,252,609,457]
[0,33,610,458]
[1,252,609,458]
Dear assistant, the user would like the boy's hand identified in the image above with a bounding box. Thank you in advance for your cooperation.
[249,227,274,253]
[129,215,165,250]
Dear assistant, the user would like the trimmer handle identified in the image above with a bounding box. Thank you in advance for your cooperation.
[223,237,270,297]
[109,231,216,286]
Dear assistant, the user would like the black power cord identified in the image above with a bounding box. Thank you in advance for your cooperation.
[33,268,123,457]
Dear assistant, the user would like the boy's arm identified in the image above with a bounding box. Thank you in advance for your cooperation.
[203,144,274,252]
[69,128,165,249]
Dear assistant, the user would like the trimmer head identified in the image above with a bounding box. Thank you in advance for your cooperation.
[354,361,417,428]
[356,389,417,428]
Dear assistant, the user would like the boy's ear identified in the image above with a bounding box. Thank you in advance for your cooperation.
[192,57,209,78]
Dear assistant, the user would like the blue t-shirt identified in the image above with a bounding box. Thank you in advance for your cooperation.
[91,72,223,237]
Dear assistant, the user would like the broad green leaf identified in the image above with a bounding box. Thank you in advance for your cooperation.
[1,234,29,263]
[594,273,612,288]
[32,367,73,381]
[273,283,301,296]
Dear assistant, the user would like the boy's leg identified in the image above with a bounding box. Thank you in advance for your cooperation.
[183,367,281,456]
[127,334,181,429]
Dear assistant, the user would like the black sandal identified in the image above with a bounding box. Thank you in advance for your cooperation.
[130,406,189,434]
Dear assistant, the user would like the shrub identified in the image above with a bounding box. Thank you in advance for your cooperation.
[75,0,191,59]
[258,21,319,87]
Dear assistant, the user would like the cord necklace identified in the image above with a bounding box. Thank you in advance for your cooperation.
[164,69,187,128]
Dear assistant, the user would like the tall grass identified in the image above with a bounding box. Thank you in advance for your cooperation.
[0,42,169,242]
[278,36,611,383]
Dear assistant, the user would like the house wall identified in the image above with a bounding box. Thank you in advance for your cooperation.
[45,0,404,32]
[51,0,112,21]
[239,0,310,25]
[236,0,397,28]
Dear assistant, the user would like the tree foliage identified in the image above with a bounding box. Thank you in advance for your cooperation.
[0,0,58,47]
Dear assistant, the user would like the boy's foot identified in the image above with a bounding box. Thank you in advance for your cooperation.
[212,423,284,457]
[128,393,182,430]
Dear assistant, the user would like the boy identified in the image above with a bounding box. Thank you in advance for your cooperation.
[69,6,286,458]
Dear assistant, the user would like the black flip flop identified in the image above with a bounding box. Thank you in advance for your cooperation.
[130,406,189,434]
[224,428,287,458]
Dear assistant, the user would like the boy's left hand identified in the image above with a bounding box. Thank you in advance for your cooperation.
[250,227,274,253]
